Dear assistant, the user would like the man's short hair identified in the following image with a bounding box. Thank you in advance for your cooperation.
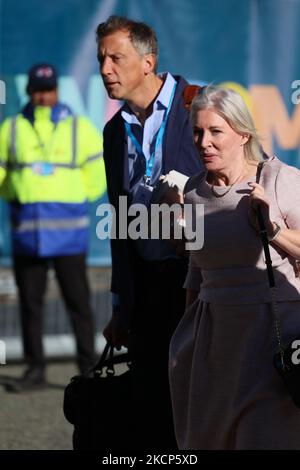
[96,15,159,65]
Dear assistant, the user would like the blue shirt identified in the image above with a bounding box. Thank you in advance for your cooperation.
[123,72,179,260]
[121,72,176,192]
[111,74,180,306]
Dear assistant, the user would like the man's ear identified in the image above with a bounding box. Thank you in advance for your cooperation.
[143,53,156,75]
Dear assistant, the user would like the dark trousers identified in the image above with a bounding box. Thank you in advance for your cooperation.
[13,254,95,373]
[130,257,188,450]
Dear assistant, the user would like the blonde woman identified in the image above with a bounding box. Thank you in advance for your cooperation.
[169,86,300,449]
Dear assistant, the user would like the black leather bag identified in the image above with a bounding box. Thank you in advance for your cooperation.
[63,342,133,450]
[273,338,300,409]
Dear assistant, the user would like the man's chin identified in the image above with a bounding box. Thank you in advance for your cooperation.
[106,87,122,100]
[108,92,119,100]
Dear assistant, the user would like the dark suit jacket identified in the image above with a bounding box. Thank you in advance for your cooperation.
[103,75,203,325]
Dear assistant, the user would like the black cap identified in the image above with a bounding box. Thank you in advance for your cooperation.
[26,63,58,93]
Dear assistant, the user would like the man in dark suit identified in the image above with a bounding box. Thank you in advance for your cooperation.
[96,15,202,449]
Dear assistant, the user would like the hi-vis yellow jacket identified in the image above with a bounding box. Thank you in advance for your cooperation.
[0,104,106,257]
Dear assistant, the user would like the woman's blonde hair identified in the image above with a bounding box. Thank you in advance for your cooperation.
[190,85,263,162]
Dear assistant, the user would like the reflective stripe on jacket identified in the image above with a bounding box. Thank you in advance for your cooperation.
[0,105,106,256]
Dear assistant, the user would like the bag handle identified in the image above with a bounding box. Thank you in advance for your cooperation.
[92,342,111,373]
[255,162,286,367]
[92,342,131,376]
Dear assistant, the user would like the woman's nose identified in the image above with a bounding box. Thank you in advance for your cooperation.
[200,131,211,148]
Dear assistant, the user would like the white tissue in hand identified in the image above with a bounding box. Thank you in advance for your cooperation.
[151,170,189,204]
[162,170,189,192]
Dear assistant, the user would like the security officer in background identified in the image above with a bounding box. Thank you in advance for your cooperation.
[0,64,106,391]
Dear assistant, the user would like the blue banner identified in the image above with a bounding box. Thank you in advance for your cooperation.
[1,0,300,264]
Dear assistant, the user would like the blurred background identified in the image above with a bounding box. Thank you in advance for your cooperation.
[1,0,300,360]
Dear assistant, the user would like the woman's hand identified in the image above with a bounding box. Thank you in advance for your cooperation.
[248,183,300,260]
[248,182,275,235]
[159,185,184,206]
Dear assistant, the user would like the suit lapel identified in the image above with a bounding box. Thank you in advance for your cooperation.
[163,84,188,174]
[109,113,130,197]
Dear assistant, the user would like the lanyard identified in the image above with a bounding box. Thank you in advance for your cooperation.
[124,82,177,184]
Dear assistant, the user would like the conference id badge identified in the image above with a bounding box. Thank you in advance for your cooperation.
[132,181,153,207]
[32,162,55,176]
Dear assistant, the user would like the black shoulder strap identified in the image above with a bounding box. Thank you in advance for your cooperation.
[256,162,275,288]
[255,160,265,184]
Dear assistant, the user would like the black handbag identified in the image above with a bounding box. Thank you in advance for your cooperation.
[256,162,300,409]
[273,341,300,408]
[63,342,133,450]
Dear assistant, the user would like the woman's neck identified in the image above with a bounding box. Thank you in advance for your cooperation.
[208,161,258,186]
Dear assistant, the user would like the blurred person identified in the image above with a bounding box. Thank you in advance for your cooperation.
[169,85,300,449]
[96,16,202,449]
[0,64,106,391]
